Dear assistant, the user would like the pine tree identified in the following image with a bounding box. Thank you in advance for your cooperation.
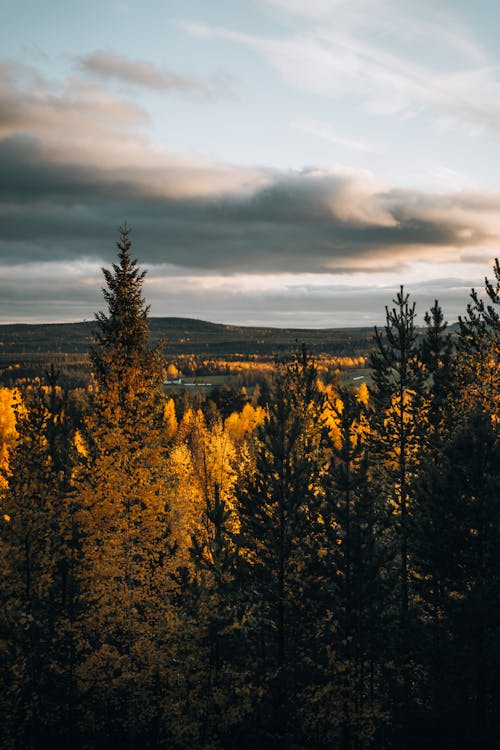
[458,258,500,423]
[420,300,454,449]
[91,225,159,389]
[369,287,426,749]
[234,349,325,748]
[369,287,425,621]
[412,410,500,748]
[311,384,387,749]
[0,380,78,750]
[411,262,500,747]
[75,226,175,748]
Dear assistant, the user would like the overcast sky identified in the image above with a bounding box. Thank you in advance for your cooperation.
[2,0,500,327]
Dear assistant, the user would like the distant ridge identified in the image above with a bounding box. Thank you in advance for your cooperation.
[0,317,374,357]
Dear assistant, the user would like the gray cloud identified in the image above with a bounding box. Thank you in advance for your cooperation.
[1,132,498,273]
[78,51,235,99]
[0,58,499,325]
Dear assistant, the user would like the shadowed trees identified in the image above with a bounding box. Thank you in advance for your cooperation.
[2,234,500,750]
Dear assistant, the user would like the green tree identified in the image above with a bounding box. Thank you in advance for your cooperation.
[234,349,325,748]
[369,287,425,621]
[419,300,454,451]
[458,258,500,423]
[369,288,427,749]
[411,263,500,748]
[0,380,79,750]
[412,410,500,749]
[311,385,387,749]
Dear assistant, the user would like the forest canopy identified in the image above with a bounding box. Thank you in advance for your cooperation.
[0,228,499,750]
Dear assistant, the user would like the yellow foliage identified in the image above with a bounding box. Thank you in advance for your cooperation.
[168,415,239,568]
[225,403,265,445]
[163,398,178,440]
[166,363,179,379]
[322,384,370,452]
[73,429,88,458]
[178,407,205,441]
[0,387,23,489]
[357,381,369,405]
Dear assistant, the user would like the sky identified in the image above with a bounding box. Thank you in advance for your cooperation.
[1,0,500,328]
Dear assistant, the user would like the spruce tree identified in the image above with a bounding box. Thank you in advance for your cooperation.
[314,384,387,749]
[369,287,426,749]
[412,411,500,749]
[458,258,500,423]
[234,349,325,748]
[75,226,174,748]
[369,287,425,621]
[91,225,158,387]
[0,381,78,750]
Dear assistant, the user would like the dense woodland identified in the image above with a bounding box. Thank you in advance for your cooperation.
[1,227,499,750]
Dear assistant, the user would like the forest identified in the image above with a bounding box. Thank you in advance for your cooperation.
[1,227,499,750]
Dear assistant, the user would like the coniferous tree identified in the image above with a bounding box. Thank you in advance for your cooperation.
[412,263,500,748]
[458,258,500,423]
[419,300,454,449]
[412,411,500,749]
[234,349,325,748]
[369,287,426,749]
[0,380,78,750]
[75,226,175,748]
[370,287,425,617]
[310,384,387,749]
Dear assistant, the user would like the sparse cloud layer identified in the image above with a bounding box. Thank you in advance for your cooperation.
[78,51,235,99]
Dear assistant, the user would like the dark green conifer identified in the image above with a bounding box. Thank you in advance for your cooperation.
[235,349,325,748]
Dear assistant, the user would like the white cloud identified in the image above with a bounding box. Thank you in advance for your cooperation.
[291,117,379,153]
[182,4,500,136]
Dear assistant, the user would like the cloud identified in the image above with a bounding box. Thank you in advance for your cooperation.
[78,51,235,99]
[291,118,379,153]
[0,56,499,327]
[183,5,500,136]
[0,258,480,327]
[1,128,499,274]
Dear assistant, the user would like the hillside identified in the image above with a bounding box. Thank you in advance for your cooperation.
[0,317,375,357]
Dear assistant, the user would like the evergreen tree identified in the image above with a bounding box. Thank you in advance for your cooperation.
[369,287,425,621]
[311,384,387,749]
[75,226,175,748]
[369,287,426,749]
[91,225,159,388]
[0,380,78,750]
[458,258,500,423]
[234,349,325,748]
[419,300,454,450]
[412,262,500,748]
[412,410,500,749]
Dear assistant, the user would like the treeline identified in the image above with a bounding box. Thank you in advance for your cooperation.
[0,228,499,750]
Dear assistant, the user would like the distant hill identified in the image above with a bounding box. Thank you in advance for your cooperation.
[0,317,375,357]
